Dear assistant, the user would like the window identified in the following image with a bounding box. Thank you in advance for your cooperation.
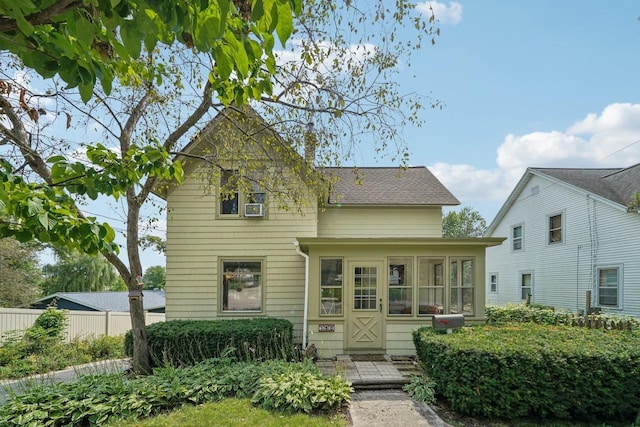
[597,266,621,308]
[548,213,563,244]
[417,258,444,315]
[320,258,343,315]
[450,258,474,315]
[511,224,523,251]
[220,170,239,215]
[388,257,413,315]
[489,273,498,293]
[520,272,533,301]
[221,260,262,312]
[219,170,267,217]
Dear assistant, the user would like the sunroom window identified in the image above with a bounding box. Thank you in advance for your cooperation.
[417,258,444,315]
[388,257,413,315]
[450,258,474,315]
[320,258,343,315]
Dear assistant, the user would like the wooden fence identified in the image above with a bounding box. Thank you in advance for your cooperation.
[0,308,165,343]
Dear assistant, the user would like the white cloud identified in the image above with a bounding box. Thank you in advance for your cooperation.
[416,1,463,25]
[430,103,640,218]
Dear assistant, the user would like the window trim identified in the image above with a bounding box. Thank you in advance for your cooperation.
[320,257,344,317]
[489,273,498,293]
[511,223,524,252]
[220,258,265,314]
[218,169,267,219]
[388,256,413,316]
[596,265,623,310]
[449,257,475,316]
[519,270,534,301]
[547,211,564,245]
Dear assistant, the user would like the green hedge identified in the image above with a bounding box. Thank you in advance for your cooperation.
[125,318,296,367]
[413,324,640,422]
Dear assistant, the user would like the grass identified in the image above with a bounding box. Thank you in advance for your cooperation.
[114,398,349,427]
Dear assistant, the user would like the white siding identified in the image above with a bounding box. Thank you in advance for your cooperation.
[486,174,640,317]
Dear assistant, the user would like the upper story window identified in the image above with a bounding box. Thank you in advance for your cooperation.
[220,170,239,215]
[219,170,266,218]
[548,213,563,244]
[511,224,523,251]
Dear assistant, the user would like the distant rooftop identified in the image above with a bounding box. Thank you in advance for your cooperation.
[33,290,166,312]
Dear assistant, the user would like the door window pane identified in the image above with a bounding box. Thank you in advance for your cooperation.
[354,266,377,310]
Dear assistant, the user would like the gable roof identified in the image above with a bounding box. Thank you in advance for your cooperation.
[486,164,640,235]
[321,166,460,206]
[33,290,166,312]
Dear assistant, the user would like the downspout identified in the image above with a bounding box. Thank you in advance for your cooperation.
[294,241,309,349]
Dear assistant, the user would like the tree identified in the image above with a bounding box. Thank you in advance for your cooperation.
[41,247,126,294]
[142,266,166,290]
[1,1,439,374]
[442,207,487,238]
[0,237,42,307]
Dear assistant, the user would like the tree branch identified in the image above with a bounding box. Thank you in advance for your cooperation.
[0,0,83,32]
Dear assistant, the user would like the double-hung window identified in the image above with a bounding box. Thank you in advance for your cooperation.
[489,273,498,293]
[597,266,621,309]
[219,170,266,217]
[388,257,413,315]
[548,213,563,244]
[417,258,444,315]
[512,224,523,251]
[450,258,474,315]
[221,260,263,312]
[520,272,533,300]
[320,258,343,315]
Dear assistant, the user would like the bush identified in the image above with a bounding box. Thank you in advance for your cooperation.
[125,318,296,368]
[24,308,68,353]
[0,358,352,426]
[252,365,352,413]
[413,324,640,422]
[485,303,639,330]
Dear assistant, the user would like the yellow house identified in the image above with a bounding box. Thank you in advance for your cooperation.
[159,108,504,357]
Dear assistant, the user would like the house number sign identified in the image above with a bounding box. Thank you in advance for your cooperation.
[318,324,335,332]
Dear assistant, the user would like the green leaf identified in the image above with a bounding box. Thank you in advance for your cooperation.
[275,0,293,46]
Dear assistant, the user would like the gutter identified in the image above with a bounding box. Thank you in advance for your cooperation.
[293,241,310,349]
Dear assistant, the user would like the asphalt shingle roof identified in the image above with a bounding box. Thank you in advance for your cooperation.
[34,290,166,312]
[320,166,460,206]
[532,164,640,206]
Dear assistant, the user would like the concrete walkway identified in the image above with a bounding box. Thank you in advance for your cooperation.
[317,355,450,426]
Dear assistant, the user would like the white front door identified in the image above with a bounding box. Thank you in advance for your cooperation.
[346,261,384,351]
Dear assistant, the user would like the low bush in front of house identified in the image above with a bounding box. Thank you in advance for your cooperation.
[413,324,640,423]
[0,358,351,426]
[485,303,639,330]
[125,317,296,367]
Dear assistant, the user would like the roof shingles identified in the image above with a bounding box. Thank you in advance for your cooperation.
[321,166,459,206]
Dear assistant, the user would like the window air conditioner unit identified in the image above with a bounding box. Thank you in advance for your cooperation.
[244,203,264,217]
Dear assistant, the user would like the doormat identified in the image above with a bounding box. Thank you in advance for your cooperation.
[349,354,388,362]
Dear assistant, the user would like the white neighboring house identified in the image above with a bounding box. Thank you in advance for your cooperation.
[485,165,640,317]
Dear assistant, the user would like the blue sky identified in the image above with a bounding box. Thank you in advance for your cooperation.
[382,1,640,222]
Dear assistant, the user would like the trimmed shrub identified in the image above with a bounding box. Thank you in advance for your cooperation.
[125,318,296,367]
[486,303,639,330]
[413,324,640,422]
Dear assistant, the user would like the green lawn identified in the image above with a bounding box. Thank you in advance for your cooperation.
[115,398,349,427]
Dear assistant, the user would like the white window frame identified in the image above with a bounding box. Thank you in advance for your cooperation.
[489,273,498,293]
[511,223,524,252]
[519,271,534,301]
[596,265,623,309]
[547,211,564,245]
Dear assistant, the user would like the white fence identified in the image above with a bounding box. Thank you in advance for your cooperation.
[0,308,165,343]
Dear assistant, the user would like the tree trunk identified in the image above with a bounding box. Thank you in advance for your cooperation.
[129,292,151,374]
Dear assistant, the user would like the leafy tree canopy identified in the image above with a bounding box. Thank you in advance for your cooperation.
[0,237,43,306]
[142,266,165,290]
[0,0,301,102]
[442,206,487,238]
[41,246,126,294]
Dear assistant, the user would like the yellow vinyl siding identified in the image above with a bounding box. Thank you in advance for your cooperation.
[165,172,317,340]
[318,206,442,238]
